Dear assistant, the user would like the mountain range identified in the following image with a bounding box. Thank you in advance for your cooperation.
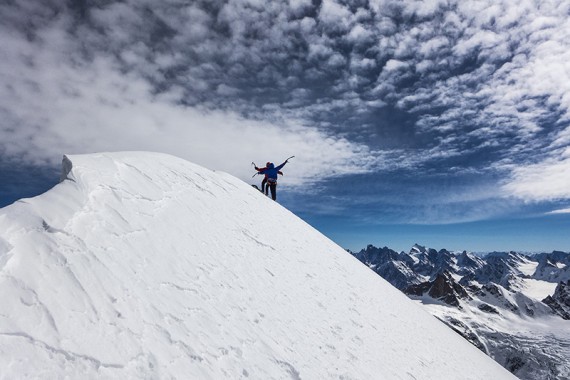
[352,244,570,379]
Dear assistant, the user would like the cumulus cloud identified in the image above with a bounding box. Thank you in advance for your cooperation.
[346,24,374,45]
[318,0,353,30]
[384,59,410,72]
[0,2,374,189]
[2,0,570,219]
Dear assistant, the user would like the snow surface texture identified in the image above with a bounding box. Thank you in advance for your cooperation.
[0,152,515,379]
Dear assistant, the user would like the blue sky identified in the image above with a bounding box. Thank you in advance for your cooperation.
[1,0,569,253]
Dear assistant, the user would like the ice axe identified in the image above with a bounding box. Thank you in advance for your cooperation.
[251,161,259,178]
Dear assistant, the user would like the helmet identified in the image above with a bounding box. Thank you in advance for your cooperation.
[266,162,271,167]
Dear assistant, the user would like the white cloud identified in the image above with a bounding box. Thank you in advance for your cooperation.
[546,208,570,215]
[384,59,409,71]
[298,16,317,34]
[402,0,447,18]
[375,16,398,35]
[288,0,312,13]
[452,29,502,56]
[350,56,376,72]
[307,42,334,61]
[552,127,570,148]
[346,24,373,44]
[318,0,352,29]
[0,8,374,190]
[326,52,347,69]
[502,151,570,201]
[216,84,240,96]
[419,36,450,58]
[2,0,570,212]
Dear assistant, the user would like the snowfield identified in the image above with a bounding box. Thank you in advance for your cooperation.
[0,152,515,379]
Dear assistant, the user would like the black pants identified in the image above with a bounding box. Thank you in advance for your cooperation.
[261,178,268,195]
[268,182,277,200]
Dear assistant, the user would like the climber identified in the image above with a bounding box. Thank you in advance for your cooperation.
[254,158,291,200]
[255,162,283,195]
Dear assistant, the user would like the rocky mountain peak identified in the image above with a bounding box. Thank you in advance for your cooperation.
[543,280,570,320]
[405,271,471,308]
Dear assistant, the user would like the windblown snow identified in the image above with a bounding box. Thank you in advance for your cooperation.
[0,152,515,379]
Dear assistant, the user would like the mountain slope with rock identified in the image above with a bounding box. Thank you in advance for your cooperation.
[353,244,570,380]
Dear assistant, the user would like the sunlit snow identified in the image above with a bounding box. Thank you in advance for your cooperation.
[0,152,515,379]
[520,279,559,301]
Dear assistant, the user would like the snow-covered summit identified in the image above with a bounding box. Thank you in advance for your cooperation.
[0,152,515,379]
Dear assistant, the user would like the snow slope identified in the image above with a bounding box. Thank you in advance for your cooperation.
[0,152,515,379]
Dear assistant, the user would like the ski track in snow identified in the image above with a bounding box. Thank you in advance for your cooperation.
[0,152,516,379]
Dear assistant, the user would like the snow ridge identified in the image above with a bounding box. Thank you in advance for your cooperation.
[0,152,514,379]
